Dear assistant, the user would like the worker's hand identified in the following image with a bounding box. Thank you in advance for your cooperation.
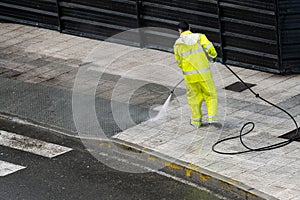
[215,57,223,63]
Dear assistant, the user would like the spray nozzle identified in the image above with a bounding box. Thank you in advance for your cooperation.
[170,79,184,95]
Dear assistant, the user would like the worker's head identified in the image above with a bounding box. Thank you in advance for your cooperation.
[177,21,190,34]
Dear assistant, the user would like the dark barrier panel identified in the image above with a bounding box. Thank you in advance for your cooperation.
[59,0,138,39]
[0,0,299,74]
[219,0,280,73]
[141,0,220,44]
[279,0,300,73]
[0,0,58,30]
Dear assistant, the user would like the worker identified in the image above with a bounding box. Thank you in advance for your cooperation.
[174,21,218,128]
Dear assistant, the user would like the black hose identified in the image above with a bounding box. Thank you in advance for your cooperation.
[212,63,299,155]
[171,79,184,94]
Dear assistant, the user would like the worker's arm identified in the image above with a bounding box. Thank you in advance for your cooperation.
[174,45,182,69]
[200,34,217,59]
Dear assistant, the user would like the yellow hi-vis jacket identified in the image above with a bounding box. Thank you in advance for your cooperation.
[174,30,217,83]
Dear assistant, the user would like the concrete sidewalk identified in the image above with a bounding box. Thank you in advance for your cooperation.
[1,22,300,200]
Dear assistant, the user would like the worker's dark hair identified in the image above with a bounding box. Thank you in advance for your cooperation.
[177,21,190,32]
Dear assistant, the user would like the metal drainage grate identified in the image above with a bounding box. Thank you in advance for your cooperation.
[224,81,256,92]
[278,128,300,141]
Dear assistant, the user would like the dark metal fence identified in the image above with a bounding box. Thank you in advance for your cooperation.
[0,0,58,29]
[0,0,299,74]
[279,0,300,73]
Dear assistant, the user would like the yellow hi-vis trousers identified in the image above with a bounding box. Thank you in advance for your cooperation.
[186,78,218,127]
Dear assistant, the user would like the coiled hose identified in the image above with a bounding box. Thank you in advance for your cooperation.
[212,63,299,155]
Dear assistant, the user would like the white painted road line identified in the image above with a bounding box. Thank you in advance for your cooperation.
[0,160,26,177]
[0,130,72,158]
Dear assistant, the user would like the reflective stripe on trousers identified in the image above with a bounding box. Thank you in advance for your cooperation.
[191,118,202,128]
[191,118,202,122]
[208,115,218,122]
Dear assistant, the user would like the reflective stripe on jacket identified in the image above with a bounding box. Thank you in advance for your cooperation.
[174,30,217,83]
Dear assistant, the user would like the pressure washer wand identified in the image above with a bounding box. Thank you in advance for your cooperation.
[170,79,184,94]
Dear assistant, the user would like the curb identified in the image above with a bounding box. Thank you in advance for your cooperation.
[0,112,278,200]
[112,138,278,200]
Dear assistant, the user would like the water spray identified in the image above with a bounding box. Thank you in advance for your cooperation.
[151,79,184,121]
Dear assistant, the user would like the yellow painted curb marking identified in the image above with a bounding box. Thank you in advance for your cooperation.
[186,164,200,177]
[199,174,211,182]
[0,116,7,120]
[165,162,184,170]
[99,142,111,148]
[148,156,156,161]
[186,169,192,177]
[187,164,200,170]
[141,147,147,151]
[221,182,232,191]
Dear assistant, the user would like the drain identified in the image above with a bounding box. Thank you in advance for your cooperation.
[225,81,256,92]
[278,128,300,141]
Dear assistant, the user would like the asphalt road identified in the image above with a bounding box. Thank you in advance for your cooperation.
[0,118,224,200]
